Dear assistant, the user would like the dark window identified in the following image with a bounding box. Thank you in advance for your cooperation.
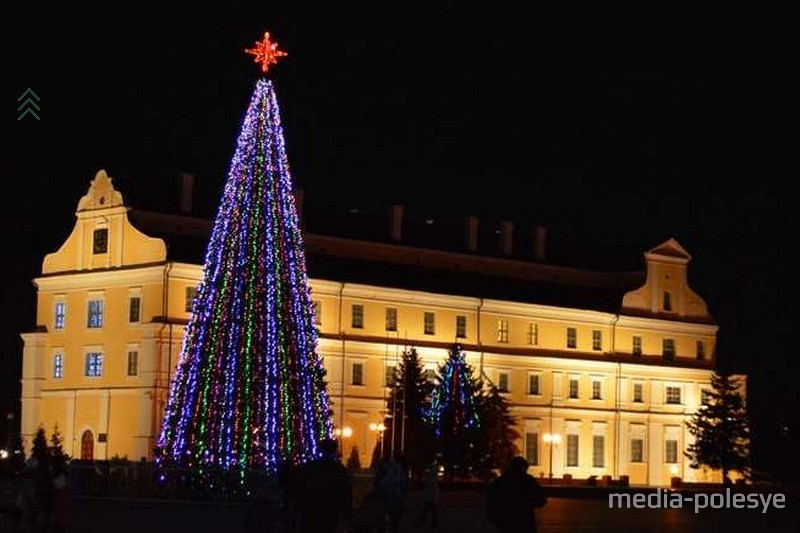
[567,327,577,349]
[385,365,396,387]
[352,362,364,385]
[663,339,676,361]
[127,351,139,376]
[633,383,643,403]
[568,378,579,399]
[696,341,706,360]
[424,312,435,335]
[631,439,644,463]
[566,434,579,466]
[592,330,602,351]
[665,439,678,463]
[351,304,364,329]
[665,386,681,404]
[498,372,509,393]
[87,300,104,328]
[592,380,602,400]
[385,308,397,332]
[312,301,322,325]
[527,323,538,345]
[93,228,108,254]
[185,287,198,313]
[525,432,539,466]
[528,374,540,395]
[456,315,467,338]
[593,435,605,467]
[129,297,141,323]
[632,336,642,356]
[663,291,672,312]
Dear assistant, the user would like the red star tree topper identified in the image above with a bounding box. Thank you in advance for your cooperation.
[245,31,288,74]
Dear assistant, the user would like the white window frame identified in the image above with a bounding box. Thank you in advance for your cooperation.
[665,384,682,405]
[53,297,67,331]
[52,350,64,379]
[86,294,105,329]
[497,318,509,343]
[351,360,365,386]
[84,348,103,378]
[527,372,542,396]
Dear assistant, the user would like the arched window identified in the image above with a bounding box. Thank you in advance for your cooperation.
[81,430,94,460]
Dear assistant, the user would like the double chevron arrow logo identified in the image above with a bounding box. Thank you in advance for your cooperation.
[18,88,40,121]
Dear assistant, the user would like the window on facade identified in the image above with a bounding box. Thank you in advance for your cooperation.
[424,368,436,384]
[631,438,644,463]
[351,362,364,386]
[456,315,467,338]
[496,319,509,343]
[185,287,198,313]
[632,336,642,356]
[385,307,397,332]
[592,330,602,351]
[591,380,602,400]
[593,435,605,467]
[528,374,540,395]
[701,389,712,406]
[128,296,141,323]
[312,301,322,326]
[87,299,104,328]
[665,386,681,404]
[424,312,435,335]
[696,340,705,360]
[525,432,539,466]
[92,228,108,254]
[566,434,579,467]
[351,304,364,329]
[568,378,579,399]
[497,372,509,393]
[665,439,678,463]
[85,352,103,377]
[127,351,139,376]
[54,302,66,331]
[633,383,643,403]
[567,327,577,349]
[662,339,675,361]
[385,364,396,387]
[527,323,538,345]
[53,353,63,378]
[663,291,672,311]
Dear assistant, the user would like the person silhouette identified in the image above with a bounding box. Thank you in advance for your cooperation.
[486,456,548,533]
[293,439,353,533]
[415,460,440,528]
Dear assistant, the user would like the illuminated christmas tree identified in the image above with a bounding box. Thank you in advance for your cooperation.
[157,32,332,487]
[426,344,483,477]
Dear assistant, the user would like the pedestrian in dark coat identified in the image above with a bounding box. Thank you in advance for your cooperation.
[486,456,548,533]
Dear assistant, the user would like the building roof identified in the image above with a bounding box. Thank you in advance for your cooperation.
[128,208,643,313]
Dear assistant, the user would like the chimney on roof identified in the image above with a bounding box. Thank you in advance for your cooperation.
[534,225,547,261]
[465,215,479,252]
[390,204,404,241]
[180,172,195,213]
[293,188,304,223]
[500,220,514,255]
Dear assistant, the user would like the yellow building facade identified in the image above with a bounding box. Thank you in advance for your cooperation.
[20,170,737,486]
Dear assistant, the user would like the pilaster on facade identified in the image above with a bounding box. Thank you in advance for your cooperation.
[20,332,48,445]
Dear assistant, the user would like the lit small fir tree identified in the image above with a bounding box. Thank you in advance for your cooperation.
[157,32,332,491]
[49,424,70,473]
[685,372,751,484]
[426,344,483,478]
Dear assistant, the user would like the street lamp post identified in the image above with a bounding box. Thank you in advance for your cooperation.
[369,422,386,458]
[543,432,561,484]
[333,426,353,458]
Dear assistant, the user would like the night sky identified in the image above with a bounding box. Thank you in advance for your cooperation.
[2,8,795,476]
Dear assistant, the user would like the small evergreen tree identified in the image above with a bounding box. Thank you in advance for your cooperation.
[50,423,70,472]
[477,385,520,477]
[31,426,49,468]
[426,344,483,479]
[346,446,361,471]
[685,372,751,484]
[384,347,434,477]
